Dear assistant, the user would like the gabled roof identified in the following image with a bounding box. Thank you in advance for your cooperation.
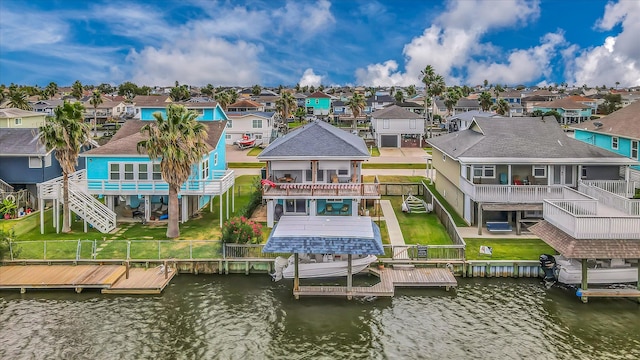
[455,98,480,108]
[0,108,44,118]
[572,100,640,139]
[367,95,394,104]
[447,110,497,122]
[227,111,275,119]
[82,119,227,156]
[306,91,331,99]
[427,116,636,164]
[133,95,171,106]
[228,99,262,109]
[257,120,369,159]
[0,128,48,156]
[371,105,422,119]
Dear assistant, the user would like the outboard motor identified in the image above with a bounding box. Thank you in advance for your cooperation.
[539,254,557,286]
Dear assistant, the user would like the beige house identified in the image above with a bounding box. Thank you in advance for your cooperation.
[0,108,47,128]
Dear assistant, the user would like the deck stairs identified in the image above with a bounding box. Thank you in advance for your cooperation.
[38,170,116,234]
[402,193,432,214]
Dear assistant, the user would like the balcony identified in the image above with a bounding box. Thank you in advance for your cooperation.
[263,182,380,199]
[85,170,235,196]
[461,177,566,203]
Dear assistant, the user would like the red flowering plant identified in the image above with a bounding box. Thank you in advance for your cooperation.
[221,216,263,244]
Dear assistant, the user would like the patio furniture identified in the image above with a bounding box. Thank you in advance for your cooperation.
[325,204,334,214]
[340,204,350,215]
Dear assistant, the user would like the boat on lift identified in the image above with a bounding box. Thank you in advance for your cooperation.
[272,253,378,281]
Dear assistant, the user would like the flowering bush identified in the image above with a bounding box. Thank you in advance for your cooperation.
[221,216,263,244]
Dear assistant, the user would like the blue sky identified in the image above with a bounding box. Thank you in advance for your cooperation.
[1,0,639,88]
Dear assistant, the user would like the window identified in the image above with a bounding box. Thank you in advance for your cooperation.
[316,168,324,182]
[612,137,619,150]
[383,119,390,129]
[124,164,134,180]
[252,119,262,128]
[201,158,210,179]
[632,141,639,159]
[110,163,120,180]
[190,108,204,115]
[138,164,148,180]
[315,99,319,104]
[409,119,416,129]
[225,134,231,140]
[14,118,22,125]
[473,165,496,178]
[214,153,218,166]
[153,163,162,180]
[532,165,546,178]
[226,120,232,128]
[338,169,349,176]
[28,157,41,168]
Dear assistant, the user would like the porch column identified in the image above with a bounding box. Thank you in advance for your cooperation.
[232,184,235,213]
[294,253,300,291]
[508,165,512,185]
[637,263,640,304]
[219,193,223,228]
[309,200,316,216]
[577,165,583,183]
[625,166,630,182]
[226,189,229,220]
[347,254,353,300]
[39,197,44,234]
[144,196,151,222]
[477,203,483,235]
[581,258,588,303]
[266,200,274,228]
[516,211,521,235]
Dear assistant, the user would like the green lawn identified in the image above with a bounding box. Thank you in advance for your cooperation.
[246,147,262,156]
[385,196,451,245]
[423,182,468,227]
[369,147,380,157]
[464,238,554,260]
[228,162,265,168]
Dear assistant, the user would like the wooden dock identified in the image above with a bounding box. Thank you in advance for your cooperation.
[578,288,640,303]
[293,267,457,299]
[0,264,175,295]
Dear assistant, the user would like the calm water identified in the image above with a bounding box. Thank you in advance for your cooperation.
[1,275,639,359]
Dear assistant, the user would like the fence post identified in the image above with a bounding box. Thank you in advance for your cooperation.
[189,240,193,260]
[158,240,161,260]
[9,239,13,261]
[126,241,131,260]
[44,240,47,260]
[76,239,81,262]
[222,243,226,259]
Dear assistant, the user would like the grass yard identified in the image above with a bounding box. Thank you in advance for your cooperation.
[385,196,451,245]
[246,147,262,156]
[423,182,468,227]
[228,162,264,168]
[464,238,555,261]
[369,147,380,157]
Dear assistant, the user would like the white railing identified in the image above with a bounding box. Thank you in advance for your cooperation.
[262,182,380,199]
[67,182,117,233]
[579,182,640,216]
[581,180,638,198]
[0,178,14,193]
[472,184,566,203]
[85,170,235,196]
[543,200,640,239]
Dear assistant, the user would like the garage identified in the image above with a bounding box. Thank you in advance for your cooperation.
[380,135,398,147]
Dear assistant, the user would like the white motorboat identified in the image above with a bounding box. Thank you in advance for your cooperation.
[540,254,638,285]
[272,254,378,281]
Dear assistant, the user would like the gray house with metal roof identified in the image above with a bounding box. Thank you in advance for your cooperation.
[427,116,638,235]
[258,120,383,292]
[370,105,424,148]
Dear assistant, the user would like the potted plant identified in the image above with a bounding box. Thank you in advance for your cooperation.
[1,198,17,219]
[377,260,385,270]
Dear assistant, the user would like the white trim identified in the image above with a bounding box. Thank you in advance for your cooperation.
[632,140,638,160]
[532,165,546,178]
[458,157,636,165]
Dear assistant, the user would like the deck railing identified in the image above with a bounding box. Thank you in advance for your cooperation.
[460,177,567,203]
[543,200,640,239]
[579,182,640,216]
[262,182,380,199]
[382,244,465,261]
[581,180,638,198]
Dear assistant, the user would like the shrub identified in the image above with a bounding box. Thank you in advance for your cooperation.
[221,216,262,244]
[0,228,18,260]
[238,178,263,219]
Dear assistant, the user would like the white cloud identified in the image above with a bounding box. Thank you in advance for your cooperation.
[273,0,335,37]
[0,10,68,50]
[355,0,544,86]
[466,32,566,86]
[568,1,640,87]
[298,69,323,87]
[128,35,262,87]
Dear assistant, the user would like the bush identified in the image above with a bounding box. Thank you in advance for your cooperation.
[0,228,18,260]
[238,178,263,218]
[221,216,262,244]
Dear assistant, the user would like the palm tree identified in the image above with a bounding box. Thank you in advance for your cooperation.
[421,65,445,138]
[137,105,209,238]
[406,85,417,97]
[71,80,84,100]
[89,90,103,138]
[215,91,232,111]
[367,87,377,99]
[443,87,462,116]
[394,90,405,104]
[276,92,296,121]
[345,92,366,131]
[483,79,488,89]
[479,91,493,112]
[201,84,215,98]
[492,99,510,116]
[493,84,504,99]
[6,88,31,110]
[38,101,91,233]
[252,84,261,96]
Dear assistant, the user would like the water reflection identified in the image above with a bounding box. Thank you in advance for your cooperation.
[1,276,639,359]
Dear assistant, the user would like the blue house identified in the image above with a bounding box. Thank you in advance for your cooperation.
[533,98,592,125]
[36,104,235,234]
[0,128,65,207]
[572,100,640,172]
[137,102,227,122]
[305,92,332,116]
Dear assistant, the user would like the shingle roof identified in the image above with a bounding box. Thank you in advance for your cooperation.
[371,105,422,119]
[307,91,331,99]
[455,98,480,108]
[529,221,640,258]
[262,217,384,254]
[82,119,227,156]
[133,95,171,107]
[571,100,640,139]
[447,110,496,122]
[228,99,262,108]
[258,120,370,159]
[0,128,48,155]
[227,111,275,119]
[427,116,636,163]
[0,108,44,118]
[538,98,590,110]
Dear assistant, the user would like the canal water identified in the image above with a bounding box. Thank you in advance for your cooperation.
[1,275,639,359]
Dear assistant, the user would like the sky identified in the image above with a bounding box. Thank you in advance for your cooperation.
[1,0,640,89]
